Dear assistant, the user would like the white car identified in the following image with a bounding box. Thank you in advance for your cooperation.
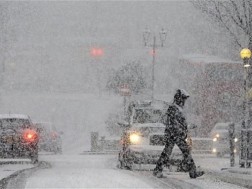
[118,123,191,171]
[118,123,165,169]
[210,122,240,157]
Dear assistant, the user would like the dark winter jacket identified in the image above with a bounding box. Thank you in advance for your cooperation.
[163,103,188,140]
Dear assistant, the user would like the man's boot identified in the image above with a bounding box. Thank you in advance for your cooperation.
[189,170,205,179]
[153,168,165,178]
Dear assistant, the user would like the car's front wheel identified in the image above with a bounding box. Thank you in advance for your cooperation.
[118,152,133,170]
[31,156,38,164]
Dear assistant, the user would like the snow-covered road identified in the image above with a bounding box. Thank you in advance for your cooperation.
[4,153,246,189]
[18,154,172,188]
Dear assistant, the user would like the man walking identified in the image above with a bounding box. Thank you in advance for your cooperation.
[153,89,204,179]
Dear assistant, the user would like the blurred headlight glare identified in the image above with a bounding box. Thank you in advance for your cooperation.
[213,138,217,142]
[130,133,140,144]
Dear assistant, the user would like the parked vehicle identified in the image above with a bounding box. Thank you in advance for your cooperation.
[210,122,240,157]
[0,114,39,163]
[189,137,213,154]
[35,122,62,154]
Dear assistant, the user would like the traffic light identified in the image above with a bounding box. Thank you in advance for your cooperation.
[91,48,104,57]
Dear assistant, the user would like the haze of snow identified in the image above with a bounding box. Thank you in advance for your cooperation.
[1,91,122,154]
[0,3,247,188]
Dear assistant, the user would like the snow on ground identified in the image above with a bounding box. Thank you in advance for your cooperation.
[177,174,246,189]
[24,153,248,189]
[25,154,161,189]
[194,154,233,171]
[0,160,34,180]
[186,154,248,189]
[0,153,249,189]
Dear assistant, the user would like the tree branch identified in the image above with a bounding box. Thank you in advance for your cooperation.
[213,1,242,47]
[191,0,244,48]
[228,0,250,36]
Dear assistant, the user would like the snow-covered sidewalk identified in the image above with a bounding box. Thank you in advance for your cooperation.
[194,154,252,188]
[0,159,34,180]
[0,159,35,188]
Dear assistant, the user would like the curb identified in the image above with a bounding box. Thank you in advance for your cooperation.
[0,161,48,189]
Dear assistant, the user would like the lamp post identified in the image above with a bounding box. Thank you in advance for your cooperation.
[90,47,104,97]
[240,48,251,168]
[143,28,167,101]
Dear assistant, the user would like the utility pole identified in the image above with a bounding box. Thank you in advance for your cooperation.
[240,48,252,168]
[151,36,156,101]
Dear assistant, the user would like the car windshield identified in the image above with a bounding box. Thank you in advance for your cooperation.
[133,109,162,123]
[138,126,165,134]
[0,118,30,128]
[0,1,250,188]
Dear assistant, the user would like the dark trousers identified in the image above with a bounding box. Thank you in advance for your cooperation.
[154,134,196,174]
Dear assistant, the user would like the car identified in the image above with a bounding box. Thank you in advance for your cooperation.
[35,122,62,154]
[210,122,240,157]
[0,114,39,164]
[119,99,206,171]
[188,137,213,154]
[118,122,195,171]
[118,122,166,170]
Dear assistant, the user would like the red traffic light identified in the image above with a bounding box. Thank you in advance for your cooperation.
[91,48,104,57]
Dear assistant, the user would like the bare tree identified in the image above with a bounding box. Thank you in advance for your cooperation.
[192,1,252,165]
[191,0,252,49]
[106,61,147,95]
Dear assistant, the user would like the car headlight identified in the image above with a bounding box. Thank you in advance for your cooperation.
[234,138,238,142]
[130,133,141,144]
[216,134,220,138]
[212,148,217,153]
[213,138,217,142]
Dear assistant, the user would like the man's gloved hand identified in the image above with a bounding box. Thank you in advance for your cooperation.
[188,124,198,129]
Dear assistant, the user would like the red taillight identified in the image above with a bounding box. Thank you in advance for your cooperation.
[23,129,38,142]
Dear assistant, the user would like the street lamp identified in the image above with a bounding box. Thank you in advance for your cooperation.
[240,48,251,168]
[143,27,167,101]
[240,48,251,67]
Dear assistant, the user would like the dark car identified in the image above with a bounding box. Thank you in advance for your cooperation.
[35,122,62,154]
[0,114,39,164]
